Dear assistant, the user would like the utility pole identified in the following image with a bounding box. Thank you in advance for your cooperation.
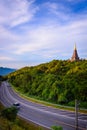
[75,99,79,130]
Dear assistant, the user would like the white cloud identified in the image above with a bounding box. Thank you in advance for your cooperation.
[9,17,87,57]
[0,56,13,61]
[0,15,87,59]
[0,26,17,39]
[66,0,86,3]
[0,25,19,49]
[43,1,87,24]
[0,0,38,27]
[43,2,71,22]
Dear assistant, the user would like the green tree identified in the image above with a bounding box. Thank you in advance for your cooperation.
[1,107,18,122]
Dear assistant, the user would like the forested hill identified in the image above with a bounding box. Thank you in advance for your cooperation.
[6,60,87,108]
[0,67,16,76]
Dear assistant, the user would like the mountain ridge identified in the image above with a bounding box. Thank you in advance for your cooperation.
[0,67,16,76]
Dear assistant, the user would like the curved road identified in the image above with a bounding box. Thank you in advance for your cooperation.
[0,81,87,130]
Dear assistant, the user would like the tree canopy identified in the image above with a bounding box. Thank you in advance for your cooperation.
[6,60,87,108]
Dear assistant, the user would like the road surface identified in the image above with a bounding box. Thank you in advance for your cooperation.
[0,81,87,130]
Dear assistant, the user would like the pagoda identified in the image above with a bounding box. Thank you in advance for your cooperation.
[71,44,79,61]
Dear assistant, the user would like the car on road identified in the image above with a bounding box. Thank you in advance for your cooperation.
[13,102,20,110]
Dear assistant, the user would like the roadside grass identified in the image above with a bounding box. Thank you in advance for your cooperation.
[10,83,87,114]
[51,125,63,130]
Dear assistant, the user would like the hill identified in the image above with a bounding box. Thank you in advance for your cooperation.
[0,67,16,76]
[6,60,87,108]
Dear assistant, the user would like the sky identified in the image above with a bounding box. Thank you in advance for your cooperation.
[0,0,87,69]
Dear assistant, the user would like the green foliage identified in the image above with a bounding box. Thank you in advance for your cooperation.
[0,75,6,84]
[7,60,87,108]
[0,104,43,130]
[51,125,63,130]
[0,75,3,81]
[1,107,18,122]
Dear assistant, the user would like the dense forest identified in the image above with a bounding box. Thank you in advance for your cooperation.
[6,60,87,108]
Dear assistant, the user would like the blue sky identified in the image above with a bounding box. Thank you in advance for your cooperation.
[0,0,87,68]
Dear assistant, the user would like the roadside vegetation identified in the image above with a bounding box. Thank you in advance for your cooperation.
[0,103,44,130]
[0,75,4,85]
[5,60,87,109]
[51,126,63,130]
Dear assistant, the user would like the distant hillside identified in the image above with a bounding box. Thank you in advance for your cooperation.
[0,67,16,76]
[6,60,87,108]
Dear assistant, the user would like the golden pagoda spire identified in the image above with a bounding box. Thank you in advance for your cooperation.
[74,43,76,50]
[71,43,79,61]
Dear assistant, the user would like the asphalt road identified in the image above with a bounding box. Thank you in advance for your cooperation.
[0,81,87,130]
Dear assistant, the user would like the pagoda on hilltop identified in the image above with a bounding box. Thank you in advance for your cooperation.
[71,44,80,61]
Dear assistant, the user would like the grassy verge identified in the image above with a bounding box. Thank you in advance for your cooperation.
[10,83,87,114]
[0,103,47,130]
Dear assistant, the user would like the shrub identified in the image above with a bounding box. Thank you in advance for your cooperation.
[51,125,63,130]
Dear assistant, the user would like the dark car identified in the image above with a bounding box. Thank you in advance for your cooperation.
[13,102,20,110]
